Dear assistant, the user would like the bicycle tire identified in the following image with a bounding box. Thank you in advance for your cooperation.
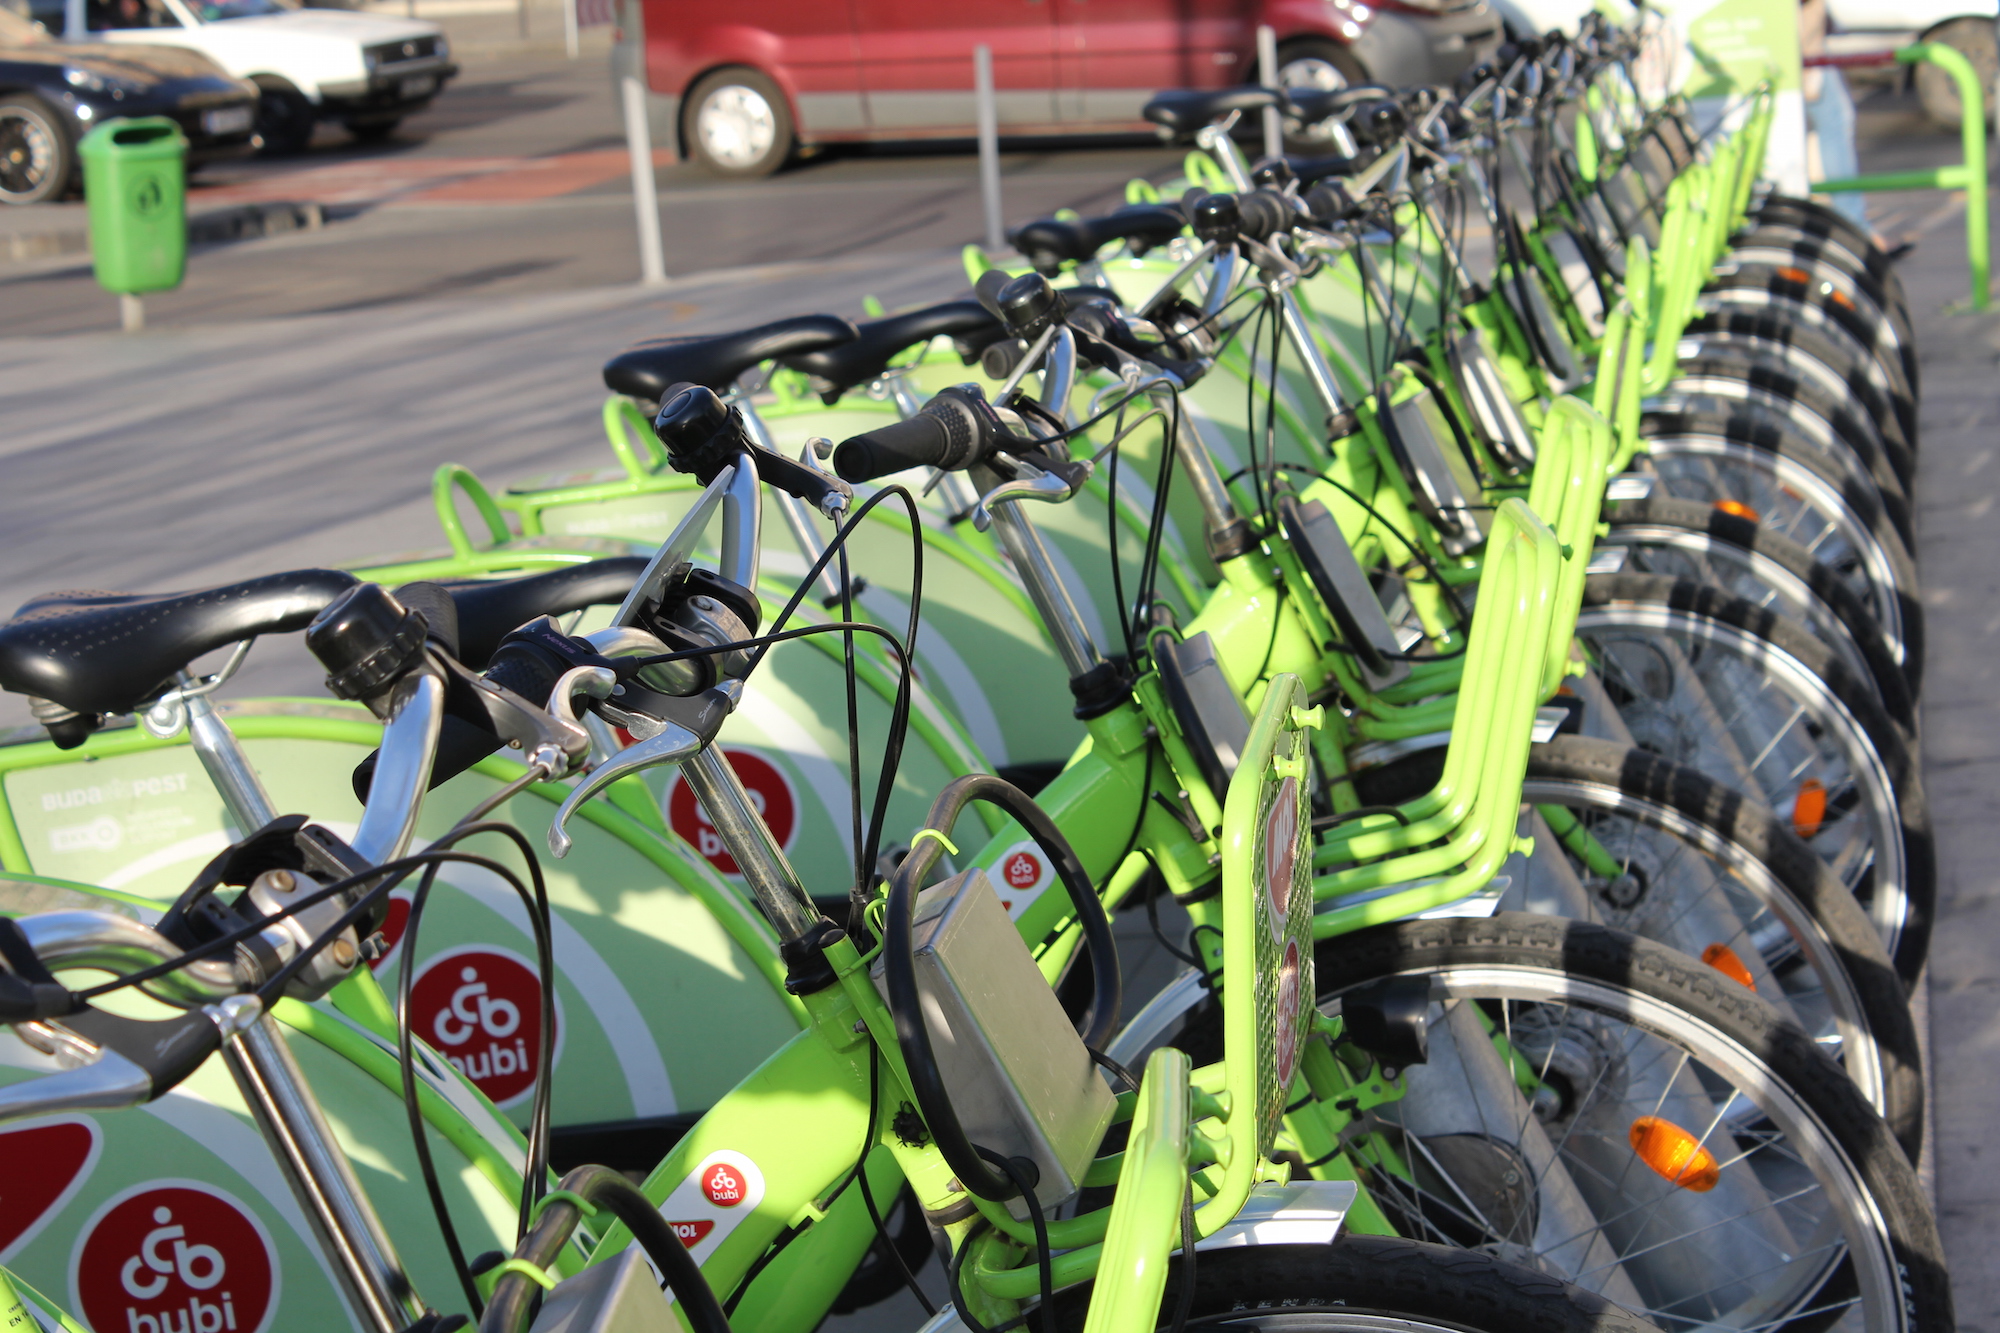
[1700,264,1919,405]
[1313,914,1952,1333]
[1636,408,1925,681]
[1655,365,1913,534]
[1681,307,1916,477]
[1601,494,1916,722]
[1579,572,1935,980]
[1334,737,1922,1151]
[1049,1235,1672,1332]
[1671,341,1913,486]
[1520,733,1923,1156]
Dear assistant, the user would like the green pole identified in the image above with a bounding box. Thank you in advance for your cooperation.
[1816,43,1988,309]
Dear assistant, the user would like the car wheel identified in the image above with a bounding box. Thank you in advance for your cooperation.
[1914,16,1998,129]
[254,81,316,156]
[681,66,793,177]
[346,118,402,144]
[1276,38,1367,152]
[0,96,74,206]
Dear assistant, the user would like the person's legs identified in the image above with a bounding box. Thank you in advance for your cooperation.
[1809,71,1872,228]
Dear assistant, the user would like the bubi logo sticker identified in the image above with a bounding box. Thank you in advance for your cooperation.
[991,841,1053,917]
[409,945,556,1106]
[0,1119,99,1259]
[655,1151,765,1264]
[72,1182,278,1333]
[667,750,797,876]
[1263,776,1300,940]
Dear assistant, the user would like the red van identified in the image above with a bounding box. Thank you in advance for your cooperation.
[613,0,1500,176]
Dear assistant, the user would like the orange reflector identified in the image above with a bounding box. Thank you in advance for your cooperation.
[1793,779,1827,839]
[1824,284,1856,311]
[1775,265,1812,286]
[1629,1116,1721,1191]
[1714,499,1760,521]
[1701,942,1756,990]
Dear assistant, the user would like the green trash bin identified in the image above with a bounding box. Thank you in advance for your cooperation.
[77,116,188,295]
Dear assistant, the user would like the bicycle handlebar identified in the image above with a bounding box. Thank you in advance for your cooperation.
[832,385,1002,483]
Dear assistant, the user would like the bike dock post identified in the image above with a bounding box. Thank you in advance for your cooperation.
[1809,44,1990,310]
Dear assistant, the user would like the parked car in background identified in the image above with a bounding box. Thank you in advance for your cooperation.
[0,3,255,203]
[19,0,454,152]
[1824,0,1996,127]
[618,0,1502,177]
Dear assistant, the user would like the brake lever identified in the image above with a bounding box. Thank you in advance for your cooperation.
[548,718,705,857]
[971,451,1088,531]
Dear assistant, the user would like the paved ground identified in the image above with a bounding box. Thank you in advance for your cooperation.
[0,29,1993,1324]
[1849,94,2000,1330]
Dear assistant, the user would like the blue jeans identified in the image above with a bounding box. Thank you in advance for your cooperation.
[1809,71,1871,228]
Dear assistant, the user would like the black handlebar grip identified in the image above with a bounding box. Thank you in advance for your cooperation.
[351,628,570,803]
[1236,189,1293,242]
[389,581,461,661]
[832,387,995,483]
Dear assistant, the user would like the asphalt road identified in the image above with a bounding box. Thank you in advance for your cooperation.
[1,43,1182,334]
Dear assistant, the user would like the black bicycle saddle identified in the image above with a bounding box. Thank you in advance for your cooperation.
[780,301,1003,404]
[1143,86,1283,136]
[0,570,359,721]
[1008,204,1188,275]
[603,314,859,401]
[1285,84,1396,126]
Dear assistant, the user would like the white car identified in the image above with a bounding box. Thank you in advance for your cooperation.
[29,0,455,151]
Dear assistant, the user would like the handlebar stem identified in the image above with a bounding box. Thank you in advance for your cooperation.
[16,911,422,1329]
[1136,239,1220,319]
[718,450,763,594]
[981,486,1105,680]
[681,746,821,944]
[183,692,279,834]
[1144,380,1243,548]
[1195,121,1255,191]
[224,1018,425,1331]
[1272,284,1351,420]
[739,401,847,606]
[1202,249,1241,321]
[350,669,444,868]
[1039,326,1078,432]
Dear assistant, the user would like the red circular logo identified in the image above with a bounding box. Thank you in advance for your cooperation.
[1264,778,1299,935]
[409,947,550,1106]
[668,749,798,876]
[74,1184,277,1333]
[702,1162,748,1207]
[1273,940,1304,1089]
[1002,850,1043,891]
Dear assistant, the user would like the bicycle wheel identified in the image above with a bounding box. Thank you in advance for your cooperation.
[1047,1235,1670,1332]
[1699,266,1918,407]
[1577,573,1934,980]
[1599,494,1914,725]
[1643,390,1913,550]
[1333,736,1922,1152]
[1635,413,1924,685]
[1517,734,1923,1156]
[1313,915,1951,1333]
[1681,308,1915,476]
[1730,226,1913,341]
[1670,343,1912,488]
